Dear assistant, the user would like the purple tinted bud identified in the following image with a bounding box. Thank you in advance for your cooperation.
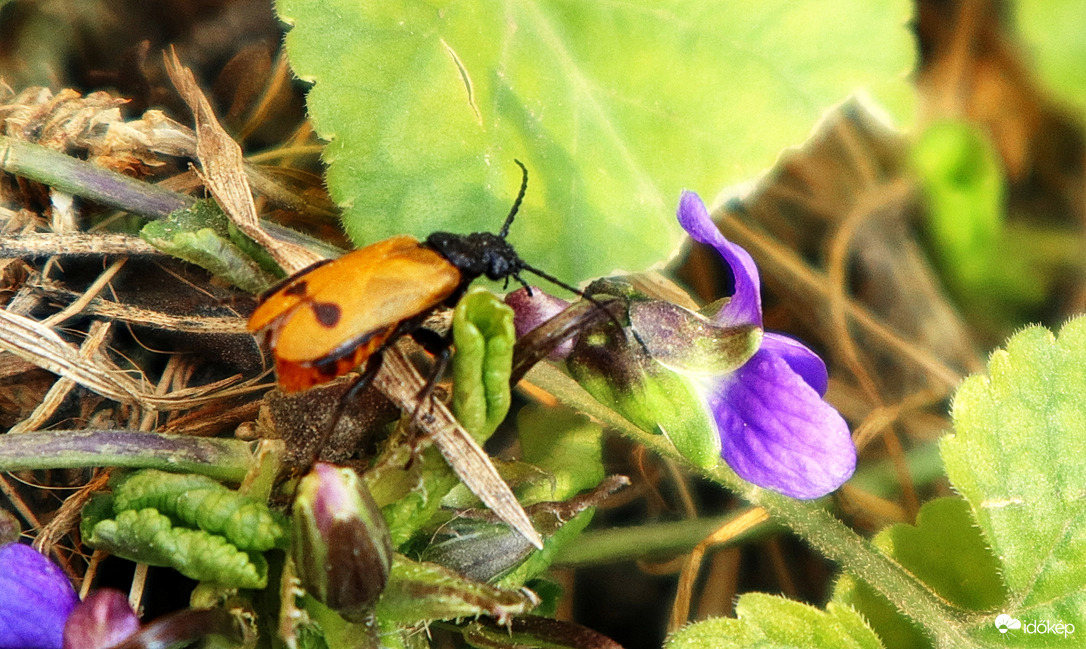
[62,589,139,649]
[505,287,574,359]
[293,463,392,622]
[0,543,79,649]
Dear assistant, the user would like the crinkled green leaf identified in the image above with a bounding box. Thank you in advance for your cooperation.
[941,316,1086,644]
[141,199,279,293]
[84,508,268,589]
[112,469,288,552]
[277,0,913,283]
[833,497,1005,649]
[452,287,516,440]
[376,554,536,624]
[1016,1,1086,116]
[666,594,883,649]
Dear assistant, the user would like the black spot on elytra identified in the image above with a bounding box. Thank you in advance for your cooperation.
[284,281,308,296]
[311,302,342,328]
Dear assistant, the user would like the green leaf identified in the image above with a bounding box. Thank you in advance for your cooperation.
[452,287,516,440]
[376,554,537,624]
[941,316,1086,644]
[517,404,605,503]
[666,593,883,649]
[112,469,288,552]
[140,199,280,293]
[276,0,913,283]
[84,508,268,589]
[1016,1,1086,116]
[833,497,1005,649]
[911,120,1049,322]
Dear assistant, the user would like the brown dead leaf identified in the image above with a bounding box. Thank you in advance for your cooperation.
[163,48,321,274]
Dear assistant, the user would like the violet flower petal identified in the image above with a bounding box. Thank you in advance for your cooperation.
[761,333,829,395]
[0,543,79,649]
[704,348,855,499]
[62,589,139,649]
[677,191,762,327]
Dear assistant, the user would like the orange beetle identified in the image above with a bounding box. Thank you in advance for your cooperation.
[248,161,582,396]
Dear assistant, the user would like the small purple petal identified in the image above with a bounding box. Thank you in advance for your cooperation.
[0,543,79,649]
[761,333,829,395]
[504,287,574,359]
[62,589,139,649]
[677,191,762,328]
[704,348,855,499]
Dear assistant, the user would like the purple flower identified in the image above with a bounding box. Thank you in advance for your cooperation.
[677,191,855,498]
[0,543,79,649]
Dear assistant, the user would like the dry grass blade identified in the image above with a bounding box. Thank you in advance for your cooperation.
[668,506,771,631]
[376,346,543,550]
[0,309,256,409]
[162,48,321,275]
[0,233,162,258]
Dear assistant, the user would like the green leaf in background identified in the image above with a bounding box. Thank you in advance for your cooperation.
[833,497,1005,649]
[1016,1,1086,117]
[941,316,1086,645]
[276,0,913,284]
[665,593,883,649]
[911,119,1051,324]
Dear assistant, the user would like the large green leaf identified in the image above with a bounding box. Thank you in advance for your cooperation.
[833,497,1005,649]
[276,0,913,283]
[666,594,883,649]
[941,316,1086,645]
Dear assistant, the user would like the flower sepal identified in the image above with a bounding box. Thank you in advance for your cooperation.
[566,279,761,469]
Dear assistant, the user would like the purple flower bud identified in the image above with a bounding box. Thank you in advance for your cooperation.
[504,287,574,359]
[293,463,392,622]
[62,589,139,649]
[0,543,79,649]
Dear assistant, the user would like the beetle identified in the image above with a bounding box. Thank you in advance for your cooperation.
[248,161,585,402]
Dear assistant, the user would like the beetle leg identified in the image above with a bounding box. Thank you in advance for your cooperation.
[406,327,454,426]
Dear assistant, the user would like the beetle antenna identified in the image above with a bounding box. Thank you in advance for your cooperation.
[520,264,621,325]
[520,264,654,356]
[498,159,529,239]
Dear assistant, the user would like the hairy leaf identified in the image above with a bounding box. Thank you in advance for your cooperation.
[277,0,913,283]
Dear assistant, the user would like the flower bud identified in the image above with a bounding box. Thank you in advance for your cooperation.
[62,589,139,649]
[504,287,574,359]
[292,463,392,622]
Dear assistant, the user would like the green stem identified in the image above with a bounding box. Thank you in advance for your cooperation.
[0,134,343,259]
[553,511,778,567]
[0,134,190,217]
[0,430,255,482]
[525,363,981,648]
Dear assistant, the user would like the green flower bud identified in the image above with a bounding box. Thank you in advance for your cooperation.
[292,463,392,622]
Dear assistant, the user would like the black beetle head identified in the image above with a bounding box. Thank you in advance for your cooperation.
[424,231,524,282]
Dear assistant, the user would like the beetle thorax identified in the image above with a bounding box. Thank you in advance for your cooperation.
[425,231,524,281]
